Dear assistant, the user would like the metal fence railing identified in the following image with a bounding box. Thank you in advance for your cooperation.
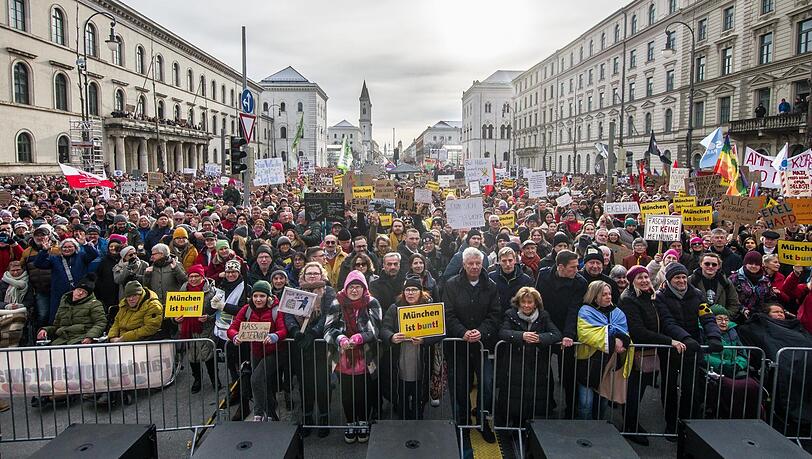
[769,347,812,443]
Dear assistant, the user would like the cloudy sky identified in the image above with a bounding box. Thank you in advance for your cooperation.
[131,0,627,149]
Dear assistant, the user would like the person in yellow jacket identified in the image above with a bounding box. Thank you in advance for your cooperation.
[109,281,163,343]
[169,227,199,271]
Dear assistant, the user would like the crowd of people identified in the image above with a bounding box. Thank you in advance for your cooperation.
[0,168,811,451]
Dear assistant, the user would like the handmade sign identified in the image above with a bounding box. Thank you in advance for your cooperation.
[304,193,345,222]
[333,174,344,186]
[164,291,204,318]
[398,303,446,339]
[464,158,493,186]
[445,197,485,229]
[669,168,689,193]
[742,148,780,189]
[778,240,812,267]
[673,196,697,213]
[0,191,12,206]
[498,213,516,228]
[437,175,454,188]
[374,180,396,200]
[236,322,272,342]
[640,201,669,217]
[253,158,285,186]
[426,181,440,192]
[147,172,164,188]
[501,179,516,188]
[278,287,318,318]
[468,180,481,196]
[687,174,726,200]
[352,186,374,199]
[204,163,221,177]
[368,198,395,213]
[119,181,147,195]
[604,202,640,215]
[786,198,812,225]
[718,195,766,223]
[379,214,393,227]
[681,206,713,228]
[758,203,797,230]
[414,188,433,204]
[396,190,416,212]
[556,193,573,208]
[526,171,548,198]
[784,149,812,197]
[644,215,682,242]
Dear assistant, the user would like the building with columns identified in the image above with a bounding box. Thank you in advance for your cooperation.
[461,70,523,168]
[1,0,262,175]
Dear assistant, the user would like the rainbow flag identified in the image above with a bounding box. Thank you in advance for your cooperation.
[714,134,742,193]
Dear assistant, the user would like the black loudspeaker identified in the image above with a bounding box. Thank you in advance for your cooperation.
[193,422,301,459]
[677,419,809,459]
[527,420,640,459]
[30,423,157,459]
[366,420,458,459]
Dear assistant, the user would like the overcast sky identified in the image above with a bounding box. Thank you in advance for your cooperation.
[130,0,627,149]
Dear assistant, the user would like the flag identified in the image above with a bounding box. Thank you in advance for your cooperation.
[773,143,788,172]
[748,180,760,197]
[291,113,304,152]
[59,163,115,189]
[713,134,738,183]
[337,136,352,171]
[699,127,724,169]
[638,160,646,188]
[673,159,678,169]
[648,132,671,164]
[594,142,609,159]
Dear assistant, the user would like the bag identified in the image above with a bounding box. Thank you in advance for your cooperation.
[598,352,628,404]
[633,348,660,373]
[430,343,447,400]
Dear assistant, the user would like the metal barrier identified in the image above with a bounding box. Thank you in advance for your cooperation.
[769,347,812,442]
[0,338,220,443]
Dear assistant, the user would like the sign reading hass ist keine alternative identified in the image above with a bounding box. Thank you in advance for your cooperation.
[398,303,445,338]
[164,291,204,318]
[778,240,812,267]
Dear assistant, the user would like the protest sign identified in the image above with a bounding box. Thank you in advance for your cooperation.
[604,202,640,215]
[119,181,147,195]
[640,201,669,217]
[396,190,416,212]
[182,168,197,176]
[778,240,812,267]
[236,322,272,342]
[398,303,445,339]
[468,180,481,196]
[147,172,164,188]
[379,214,393,227]
[448,178,466,189]
[501,178,516,188]
[446,197,485,229]
[333,174,344,186]
[526,171,548,198]
[786,198,812,224]
[742,148,780,188]
[0,191,11,206]
[352,186,374,199]
[368,198,395,213]
[164,291,204,318]
[253,158,285,186]
[219,176,231,186]
[644,215,682,242]
[464,158,493,186]
[414,188,433,204]
[373,180,396,200]
[426,181,441,192]
[718,195,766,223]
[204,163,221,177]
[758,203,797,230]
[522,167,533,178]
[688,174,727,199]
[784,149,812,197]
[498,213,516,228]
[669,167,689,192]
[304,193,345,222]
[494,168,507,180]
[438,175,454,188]
[556,193,573,208]
[278,287,318,318]
[681,206,713,228]
[673,196,697,213]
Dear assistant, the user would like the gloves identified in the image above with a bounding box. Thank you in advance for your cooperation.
[706,338,724,354]
[300,329,317,352]
[293,331,305,343]
[683,337,701,353]
[267,333,279,344]
[338,336,350,348]
[349,333,364,346]
[210,290,225,311]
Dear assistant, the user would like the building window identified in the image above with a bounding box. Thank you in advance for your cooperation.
[799,19,812,54]
[756,88,770,114]
[112,36,123,65]
[718,96,732,124]
[174,104,181,120]
[51,7,65,45]
[587,95,593,111]
[627,116,635,135]
[280,127,287,139]
[696,56,706,81]
[723,6,734,31]
[85,23,97,57]
[599,63,605,80]
[88,82,99,116]
[280,102,286,112]
[136,96,146,116]
[16,132,32,162]
[598,122,604,139]
[664,108,673,132]
[54,73,68,110]
[647,41,655,61]
[613,57,619,74]
[114,89,125,111]
[630,49,637,68]
[156,55,164,81]
[628,81,636,101]
[644,112,652,134]
[761,0,774,14]
[698,18,707,41]
[13,62,29,105]
[158,100,165,119]
[211,114,216,133]
[10,0,26,31]
[646,76,653,96]
[297,102,303,112]
[589,39,594,56]
[666,69,675,91]
[669,0,677,14]
[57,135,70,163]
[200,76,206,97]
[601,32,606,49]
[631,15,638,34]
[135,46,145,74]
[721,47,733,75]
[172,63,180,86]
[693,101,705,127]
[759,33,773,64]
[188,108,194,125]
[187,69,193,91]
[588,69,593,85]
[221,85,226,103]
[666,31,676,49]
[648,4,656,25]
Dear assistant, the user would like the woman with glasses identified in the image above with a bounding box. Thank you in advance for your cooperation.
[351,253,377,284]
[406,253,439,301]
[176,264,220,394]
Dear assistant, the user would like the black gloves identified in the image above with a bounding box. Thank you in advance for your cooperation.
[293,331,305,343]
[683,337,701,353]
[706,338,724,354]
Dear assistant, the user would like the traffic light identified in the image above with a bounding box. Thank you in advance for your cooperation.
[230,137,248,175]
[625,150,634,169]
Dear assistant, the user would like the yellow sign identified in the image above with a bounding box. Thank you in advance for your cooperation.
[677,190,687,198]
[164,291,204,318]
[640,201,669,217]
[426,181,440,192]
[352,186,374,199]
[379,213,393,227]
[502,179,516,188]
[333,174,344,186]
[681,206,713,228]
[778,240,812,267]
[398,302,446,338]
[673,196,697,212]
[498,213,516,228]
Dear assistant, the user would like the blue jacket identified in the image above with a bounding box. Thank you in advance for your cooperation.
[489,264,534,311]
[34,243,99,324]
[88,237,108,273]
[145,226,172,253]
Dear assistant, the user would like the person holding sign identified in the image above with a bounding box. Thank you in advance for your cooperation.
[226,280,288,422]
[176,265,219,395]
[380,274,443,420]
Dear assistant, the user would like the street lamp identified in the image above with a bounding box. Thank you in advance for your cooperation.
[663,21,696,175]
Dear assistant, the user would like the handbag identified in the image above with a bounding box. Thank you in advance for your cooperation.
[598,352,629,404]
[632,348,660,373]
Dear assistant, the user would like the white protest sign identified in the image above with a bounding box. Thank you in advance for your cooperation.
[119,181,147,195]
[445,197,485,229]
[784,149,812,197]
[277,287,318,318]
[414,188,433,204]
[526,171,548,198]
[494,168,507,180]
[742,147,780,189]
[253,158,285,186]
[522,168,533,178]
[438,175,454,188]
[644,215,682,242]
[468,180,481,196]
[669,167,689,193]
[556,193,573,208]
[182,168,196,176]
[220,176,231,185]
[204,163,221,177]
[464,158,493,186]
[604,201,641,215]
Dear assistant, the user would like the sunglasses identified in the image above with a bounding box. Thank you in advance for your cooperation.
[324,241,336,245]
[703,262,719,267]
[355,263,367,267]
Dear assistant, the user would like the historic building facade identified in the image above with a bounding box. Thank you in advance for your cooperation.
[461,70,523,168]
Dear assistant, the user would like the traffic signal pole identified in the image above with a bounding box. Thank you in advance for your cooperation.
[241,26,251,208]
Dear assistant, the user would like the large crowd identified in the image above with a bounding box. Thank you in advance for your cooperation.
[0,168,811,451]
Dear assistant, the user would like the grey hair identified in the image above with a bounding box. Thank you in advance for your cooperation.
[383,252,401,263]
[609,265,627,280]
[462,246,484,263]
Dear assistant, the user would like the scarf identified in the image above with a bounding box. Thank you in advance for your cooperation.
[575,304,634,378]
[337,288,371,336]
[521,252,541,274]
[517,309,539,327]
[300,279,326,319]
[667,281,687,300]
[2,270,29,306]
[744,267,763,285]
[179,281,205,338]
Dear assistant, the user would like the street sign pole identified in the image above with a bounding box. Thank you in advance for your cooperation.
[241,26,251,208]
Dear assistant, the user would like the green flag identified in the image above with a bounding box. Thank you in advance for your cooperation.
[291,113,304,152]
[337,136,352,171]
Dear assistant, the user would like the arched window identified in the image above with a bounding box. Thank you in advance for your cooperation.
[85,23,97,57]
[488,125,494,139]
[10,0,26,31]
[664,108,673,133]
[51,7,66,45]
[200,75,206,97]
[280,102,286,112]
[13,62,30,105]
[16,132,32,162]
[628,115,635,135]
[188,108,195,125]
[263,102,269,113]
[136,95,146,116]
[482,124,487,138]
[187,69,193,91]
[558,156,562,171]
[156,55,164,81]
[54,73,68,110]
[576,154,581,173]
[503,151,509,162]
[280,126,287,139]
[644,112,652,135]
[614,24,620,43]
[112,35,123,65]
[173,104,181,120]
[212,115,217,133]
[135,46,145,74]
[631,15,638,34]
[506,125,511,139]
[114,89,125,111]
[57,135,70,163]
[172,63,180,86]
[297,102,303,112]
[88,82,99,116]
[157,100,165,119]
[201,111,207,131]
[648,4,656,25]
[586,154,591,173]
[211,80,216,99]
[567,156,572,172]
[221,85,226,103]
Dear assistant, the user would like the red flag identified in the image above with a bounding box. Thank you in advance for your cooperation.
[638,161,646,189]
[561,175,568,187]
[673,159,678,169]
[483,165,496,195]
[59,163,115,189]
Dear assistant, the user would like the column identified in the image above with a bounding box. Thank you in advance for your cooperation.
[138,138,148,172]
[160,140,168,172]
[177,142,185,171]
[105,136,115,171]
[115,136,126,172]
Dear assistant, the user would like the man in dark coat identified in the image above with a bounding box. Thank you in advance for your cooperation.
[489,247,533,311]
[369,252,404,314]
[709,228,742,276]
[580,245,621,303]
[337,236,380,287]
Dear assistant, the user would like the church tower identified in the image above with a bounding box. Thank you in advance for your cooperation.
[359,81,372,148]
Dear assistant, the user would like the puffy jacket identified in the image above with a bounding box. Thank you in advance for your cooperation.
[109,288,164,342]
[34,244,99,324]
[654,283,721,343]
[43,291,107,345]
[618,286,672,346]
[144,225,172,253]
[21,243,58,293]
[729,268,776,317]
[170,243,199,271]
[489,265,534,311]
[534,267,588,339]
[227,301,288,357]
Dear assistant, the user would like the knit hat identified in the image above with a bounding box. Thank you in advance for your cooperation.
[215,240,229,250]
[690,237,703,246]
[625,218,637,227]
[114,214,128,224]
[743,250,763,266]
[152,243,170,256]
[553,232,570,247]
[337,228,352,242]
[272,222,284,232]
[664,249,681,260]
[109,234,128,246]
[497,233,511,243]
[466,229,482,244]
[33,223,53,236]
[583,245,603,264]
[187,264,205,278]
[86,225,100,235]
[202,231,216,240]
[403,274,423,290]
[252,280,272,296]
[119,246,136,260]
[173,227,188,239]
[277,236,292,248]
[343,270,369,291]
[664,263,689,281]
[225,260,241,272]
[75,273,97,294]
[710,304,729,317]
[123,281,144,297]
[0,233,9,244]
[255,244,273,258]
[626,265,648,284]
[73,223,87,233]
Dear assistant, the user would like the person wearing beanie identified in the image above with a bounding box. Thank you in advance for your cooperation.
[622,237,653,270]
[580,245,621,303]
[227,278,286,421]
[619,217,642,249]
[144,213,173,255]
[144,241,187,321]
[112,245,148,318]
[177,263,219,394]
[654,261,723,434]
[206,239,246,281]
[169,226,198,271]
[247,244,276,287]
[33,232,98,325]
[109,213,144,253]
[270,269,289,299]
[645,248,683,288]
[729,251,776,318]
[538,232,571,271]
[274,236,295,269]
[37,273,106,346]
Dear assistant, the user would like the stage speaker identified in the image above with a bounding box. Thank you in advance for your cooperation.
[193,422,301,459]
[678,419,808,459]
[527,420,639,459]
[30,423,157,459]
[366,420,458,459]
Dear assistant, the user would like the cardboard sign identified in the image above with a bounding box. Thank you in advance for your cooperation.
[758,203,797,230]
[718,195,766,223]
[673,196,698,212]
[681,206,713,228]
[236,322,272,342]
[778,240,812,267]
[164,291,204,318]
[604,202,640,215]
[438,175,454,188]
[644,215,683,242]
[446,197,485,229]
[368,198,395,213]
[785,170,812,197]
[426,181,440,192]
[640,201,669,217]
[379,214,393,227]
[786,198,812,224]
[398,303,446,338]
[688,174,727,200]
[498,213,516,228]
[396,190,416,212]
[277,287,318,318]
[468,180,481,196]
[448,178,466,189]
[556,193,573,208]
[414,188,433,204]
[147,172,164,188]
[669,168,690,192]
[119,181,147,195]
[373,180,396,200]
[304,192,345,222]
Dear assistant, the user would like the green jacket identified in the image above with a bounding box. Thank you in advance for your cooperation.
[43,292,107,345]
[109,288,164,342]
[704,321,748,378]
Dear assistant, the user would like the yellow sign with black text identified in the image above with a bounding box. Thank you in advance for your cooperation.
[379,214,393,227]
[352,186,374,199]
[681,206,713,228]
[640,201,669,217]
[398,303,446,338]
[426,181,440,192]
[673,196,697,212]
[164,291,204,318]
[779,240,812,267]
[498,213,516,228]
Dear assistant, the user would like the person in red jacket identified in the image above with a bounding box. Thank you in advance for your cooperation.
[0,232,24,279]
[227,280,286,421]
[782,267,812,333]
[763,254,792,306]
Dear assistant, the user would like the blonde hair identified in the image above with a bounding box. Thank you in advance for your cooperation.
[511,286,543,310]
[583,281,611,305]
[299,261,328,282]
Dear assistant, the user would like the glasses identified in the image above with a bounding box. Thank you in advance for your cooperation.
[324,241,336,245]
[703,262,719,267]
[346,284,364,291]
[305,272,321,277]
[355,262,367,267]
[404,287,421,294]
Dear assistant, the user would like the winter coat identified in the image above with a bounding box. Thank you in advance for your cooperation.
[618,287,672,346]
[177,278,217,362]
[729,268,776,317]
[227,301,288,357]
[580,269,621,304]
[489,265,534,312]
[703,322,748,378]
[109,288,164,342]
[43,291,107,345]
[21,242,58,293]
[710,245,743,276]
[622,252,652,270]
[654,283,721,344]
[324,250,348,287]
[144,225,172,253]
[689,269,741,318]
[112,258,148,299]
[93,254,120,308]
[783,272,812,333]
[246,262,274,287]
[324,271,382,375]
[170,243,199,271]
[33,244,98,324]
[442,244,490,281]
[443,269,501,351]
[370,271,405,316]
[143,256,188,304]
[534,267,588,339]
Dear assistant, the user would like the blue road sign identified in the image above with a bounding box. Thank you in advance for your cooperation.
[240,89,255,114]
